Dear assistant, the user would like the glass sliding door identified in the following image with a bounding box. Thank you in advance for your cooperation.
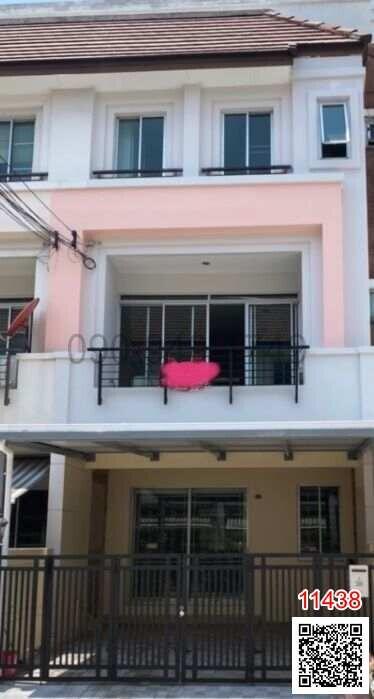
[120,297,298,388]
[209,304,245,385]
[248,303,295,385]
[134,489,246,556]
[120,302,207,386]
[190,490,246,555]
[134,490,188,555]
[119,304,162,386]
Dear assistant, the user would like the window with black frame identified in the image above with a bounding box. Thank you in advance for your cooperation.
[117,116,164,175]
[299,486,340,554]
[320,103,349,159]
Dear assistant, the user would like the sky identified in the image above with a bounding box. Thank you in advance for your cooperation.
[0,0,76,4]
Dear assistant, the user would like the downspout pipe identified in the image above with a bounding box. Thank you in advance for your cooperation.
[0,441,13,556]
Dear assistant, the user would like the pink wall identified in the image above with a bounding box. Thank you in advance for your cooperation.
[44,180,344,350]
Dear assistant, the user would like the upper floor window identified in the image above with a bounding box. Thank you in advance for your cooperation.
[299,486,340,554]
[117,116,164,174]
[224,113,271,170]
[320,103,349,159]
[0,120,35,175]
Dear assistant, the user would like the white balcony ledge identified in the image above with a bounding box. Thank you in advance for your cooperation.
[0,347,374,427]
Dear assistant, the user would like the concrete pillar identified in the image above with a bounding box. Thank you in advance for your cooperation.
[182,85,201,177]
[44,244,84,351]
[48,89,95,184]
[46,453,92,555]
[32,253,49,352]
[355,446,374,552]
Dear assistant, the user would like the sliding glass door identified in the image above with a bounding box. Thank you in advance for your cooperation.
[134,489,246,556]
[120,298,298,387]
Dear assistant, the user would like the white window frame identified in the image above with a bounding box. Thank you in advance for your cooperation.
[307,88,361,170]
[0,118,36,174]
[298,485,340,555]
[115,113,166,172]
[319,102,350,154]
[221,111,273,169]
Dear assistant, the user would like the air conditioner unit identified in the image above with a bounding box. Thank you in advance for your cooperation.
[368,123,374,145]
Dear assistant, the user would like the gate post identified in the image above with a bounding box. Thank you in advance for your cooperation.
[108,557,120,681]
[40,555,54,681]
[176,554,186,683]
[244,554,255,682]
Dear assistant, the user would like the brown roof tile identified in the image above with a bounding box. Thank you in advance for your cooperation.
[0,9,369,74]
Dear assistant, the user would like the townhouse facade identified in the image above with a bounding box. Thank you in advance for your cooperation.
[0,0,373,682]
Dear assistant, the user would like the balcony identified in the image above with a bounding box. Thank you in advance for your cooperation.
[89,343,309,406]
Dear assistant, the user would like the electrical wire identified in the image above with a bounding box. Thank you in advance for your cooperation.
[0,154,95,269]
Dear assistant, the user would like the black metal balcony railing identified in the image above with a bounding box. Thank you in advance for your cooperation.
[0,350,17,406]
[92,168,183,179]
[0,171,48,182]
[201,165,292,176]
[88,343,309,406]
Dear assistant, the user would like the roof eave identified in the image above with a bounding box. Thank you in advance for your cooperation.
[0,43,367,78]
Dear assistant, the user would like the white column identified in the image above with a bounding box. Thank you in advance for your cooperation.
[46,453,92,555]
[31,253,49,352]
[48,89,95,183]
[0,442,13,555]
[182,85,201,177]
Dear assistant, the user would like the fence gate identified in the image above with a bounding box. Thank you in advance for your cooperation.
[0,554,372,682]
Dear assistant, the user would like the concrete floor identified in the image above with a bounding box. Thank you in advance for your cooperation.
[0,683,344,699]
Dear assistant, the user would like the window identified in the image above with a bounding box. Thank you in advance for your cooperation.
[10,490,48,548]
[299,486,340,554]
[0,120,35,174]
[134,489,246,555]
[224,113,271,170]
[117,116,164,173]
[0,301,32,354]
[320,103,349,159]
[120,297,298,387]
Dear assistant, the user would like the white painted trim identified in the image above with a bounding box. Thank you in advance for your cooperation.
[1,172,345,192]
[2,419,374,436]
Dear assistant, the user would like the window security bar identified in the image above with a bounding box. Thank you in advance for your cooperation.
[92,168,183,179]
[0,350,16,406]
[0,172,48,182]
[201,165,292,176]
[88,342,309,407]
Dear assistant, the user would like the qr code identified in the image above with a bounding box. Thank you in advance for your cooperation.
[292,616,369,694]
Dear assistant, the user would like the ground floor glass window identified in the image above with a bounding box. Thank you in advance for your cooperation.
[299,486,340,554]
[134,489,246,556]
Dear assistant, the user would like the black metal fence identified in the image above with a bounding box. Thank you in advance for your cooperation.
[89,343,309,406]
[0,351,16,406]
[0,553,372,683]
